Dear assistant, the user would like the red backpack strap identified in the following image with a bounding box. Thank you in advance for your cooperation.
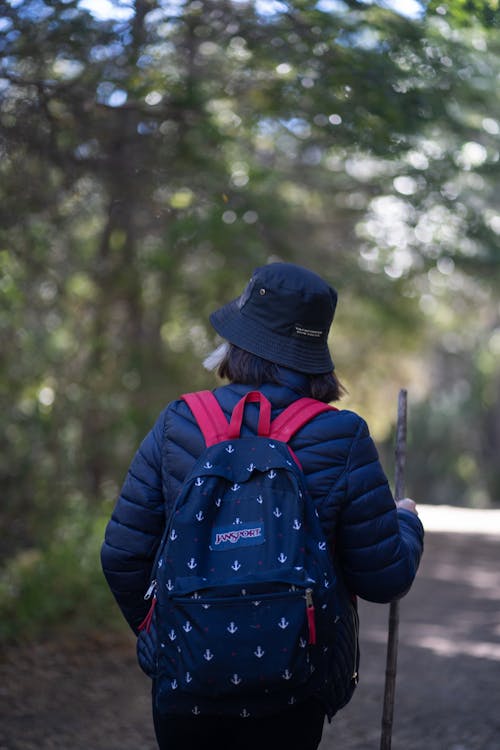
[228,391,272,439]
[270,398,337,443]
[181,391,230,447]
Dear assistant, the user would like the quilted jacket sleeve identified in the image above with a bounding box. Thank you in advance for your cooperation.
[101,410,167,633]
[337,417,424,604]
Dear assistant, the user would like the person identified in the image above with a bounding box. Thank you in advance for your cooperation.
[101,261,424,750]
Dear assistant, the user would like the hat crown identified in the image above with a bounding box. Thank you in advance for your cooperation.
[209,262,337,374]
[239,263,337,341]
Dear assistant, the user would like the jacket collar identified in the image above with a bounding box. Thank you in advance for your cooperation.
[217,367,312,410]
[274,366,311,396]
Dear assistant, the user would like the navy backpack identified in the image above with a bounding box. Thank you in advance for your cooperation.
[137,390,358,719]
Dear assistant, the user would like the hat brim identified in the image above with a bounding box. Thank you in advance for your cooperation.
[210,299,334,375]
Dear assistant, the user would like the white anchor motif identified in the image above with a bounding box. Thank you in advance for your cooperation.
[160,642,165,649]
[318,541,326,551]
[187,558,197,569]
[171,679,178,690]
[256,495,263,504]
[186,672,193,683]
[268,443,275,448]
[183,621,192,633]
[267,469,277,479]
[230,674,242,686]
[230,483,240,492]
[192,706,200,716]
[273,507,282,518]
[323,579,330,589]
[234,517,242,525]
[168,629,176,641]
[254,646,265,658]
[192,591,200,599]
[166,579,174,591]
[247,463,255,472]
[283,670,293,680]
[203,461,213,469]
[215,497,222,507]
[227,621,238,634]
[202,603,211,609]
[195,511,204,521]
[194,477,204,487]
[231,560,242,572]
[240,709,250,718]
[299,637,307,648]
[226,445,235,454]
[170,529,178,541]
[278,617,289,630]
[158,559,163,568]
[203,649,214,661]
[252,600,262,607]
[277,553,287,564]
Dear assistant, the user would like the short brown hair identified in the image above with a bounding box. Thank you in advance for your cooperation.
[217,345,345,403]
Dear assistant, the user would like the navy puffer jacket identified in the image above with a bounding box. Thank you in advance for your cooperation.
[101,369,424,712]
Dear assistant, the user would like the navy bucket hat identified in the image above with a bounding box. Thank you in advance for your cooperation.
[209,262,337,374]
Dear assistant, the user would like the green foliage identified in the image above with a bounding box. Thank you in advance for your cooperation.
[428,0,500,28]
[1,0,500,639]
[0,507,124,644]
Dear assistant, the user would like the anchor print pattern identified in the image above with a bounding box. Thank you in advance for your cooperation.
[148,433,340,719]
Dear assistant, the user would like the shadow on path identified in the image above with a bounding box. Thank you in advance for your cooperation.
[1,530,499,750]
[322,531,500,750]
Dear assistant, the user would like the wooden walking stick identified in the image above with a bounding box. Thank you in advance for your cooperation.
[380,388,407,750]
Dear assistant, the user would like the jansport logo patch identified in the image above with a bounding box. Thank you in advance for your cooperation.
[211,523,265,551]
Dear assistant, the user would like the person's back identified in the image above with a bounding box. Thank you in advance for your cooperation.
[101,262,424,750]
[165,373,421,603]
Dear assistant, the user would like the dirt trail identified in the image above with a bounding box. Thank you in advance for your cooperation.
[1,529,499,750]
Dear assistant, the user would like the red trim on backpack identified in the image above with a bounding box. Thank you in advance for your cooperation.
[286,446,302,469]
[228,391,271,439]
[306,599,317,645]
[182,392,337,449]
[182,391,230,447]
[138,595,157,634]
[270,398,337,443]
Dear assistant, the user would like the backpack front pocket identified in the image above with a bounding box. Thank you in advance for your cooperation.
[161,581,315,699]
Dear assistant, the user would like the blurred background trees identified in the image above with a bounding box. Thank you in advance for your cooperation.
[1,0,499,638]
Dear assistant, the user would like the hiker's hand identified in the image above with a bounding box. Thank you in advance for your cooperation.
[396,498,418,515]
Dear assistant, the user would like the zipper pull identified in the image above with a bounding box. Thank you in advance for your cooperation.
[305,588,317,645]
[138,595,157,634]
[139,580,158,634]
[144,579,157,600]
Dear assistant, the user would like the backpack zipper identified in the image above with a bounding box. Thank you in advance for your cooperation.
[144,579,158,600]
[138,580,158,634]
[351,605,359,684]
[305,588,316,645]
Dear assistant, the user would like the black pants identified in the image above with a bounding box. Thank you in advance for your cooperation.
[153,698,326,750]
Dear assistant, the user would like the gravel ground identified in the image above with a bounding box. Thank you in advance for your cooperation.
[1,526,499,750]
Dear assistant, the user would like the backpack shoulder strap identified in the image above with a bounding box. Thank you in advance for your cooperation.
[270,398,337,443]
[181,390,229,447]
